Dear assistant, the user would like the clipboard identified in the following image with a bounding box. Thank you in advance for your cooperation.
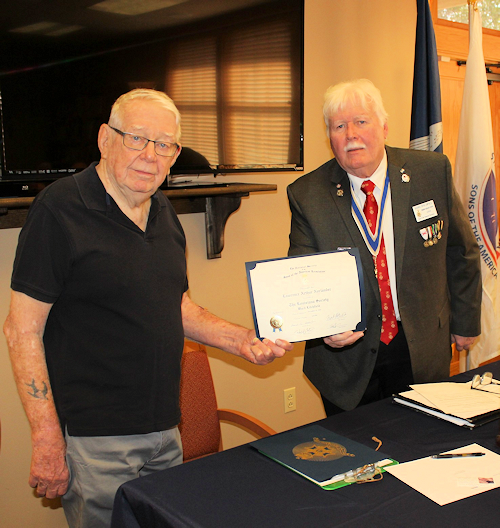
[251,424,397,490]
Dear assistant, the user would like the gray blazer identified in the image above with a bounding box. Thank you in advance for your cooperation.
[287,146,481,410]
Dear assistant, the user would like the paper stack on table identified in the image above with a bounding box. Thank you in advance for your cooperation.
[393,379,500,428]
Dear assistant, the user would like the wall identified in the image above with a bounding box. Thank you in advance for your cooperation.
[0,1,416,525]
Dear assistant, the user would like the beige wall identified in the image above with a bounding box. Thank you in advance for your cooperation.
[0,1,416,525]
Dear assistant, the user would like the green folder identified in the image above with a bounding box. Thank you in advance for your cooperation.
[251,424,398,490]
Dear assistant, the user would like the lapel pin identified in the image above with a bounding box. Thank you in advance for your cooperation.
[336,183,343,197]
[400,168,410,183]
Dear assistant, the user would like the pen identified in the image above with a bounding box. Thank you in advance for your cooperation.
[431,452,485,459]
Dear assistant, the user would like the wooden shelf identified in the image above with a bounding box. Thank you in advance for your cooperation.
[0,182,277,259]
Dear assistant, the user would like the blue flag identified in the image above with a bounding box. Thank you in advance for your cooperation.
[410,0,443,152]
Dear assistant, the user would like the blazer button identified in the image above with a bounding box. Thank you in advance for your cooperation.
[377,314,382,320]
[370,348,377,354]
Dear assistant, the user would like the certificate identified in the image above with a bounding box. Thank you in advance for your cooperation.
[246,249,365,343]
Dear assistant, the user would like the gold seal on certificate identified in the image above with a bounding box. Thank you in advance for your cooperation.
[246,250,365,343]
[270,315,283,331]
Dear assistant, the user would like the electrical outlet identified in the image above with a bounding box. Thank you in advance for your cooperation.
[284,387,296,413]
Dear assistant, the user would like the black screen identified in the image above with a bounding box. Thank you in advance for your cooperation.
[0,39,168,181]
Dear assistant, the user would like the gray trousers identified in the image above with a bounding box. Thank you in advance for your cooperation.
[62,427,183,528]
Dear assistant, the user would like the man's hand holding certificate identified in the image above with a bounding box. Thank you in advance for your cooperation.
[246,250,365,343]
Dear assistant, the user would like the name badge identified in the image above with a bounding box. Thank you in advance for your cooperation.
[413,200,438,223]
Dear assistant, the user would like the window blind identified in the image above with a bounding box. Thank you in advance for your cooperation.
[164,2,302,170]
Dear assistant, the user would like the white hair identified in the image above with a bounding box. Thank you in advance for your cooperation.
[323,79,388,129]
[108,88,181,142]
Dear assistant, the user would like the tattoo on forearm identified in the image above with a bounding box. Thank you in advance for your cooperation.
[26,379,48,400]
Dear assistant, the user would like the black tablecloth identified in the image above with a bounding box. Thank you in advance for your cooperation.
[112,364,500,527]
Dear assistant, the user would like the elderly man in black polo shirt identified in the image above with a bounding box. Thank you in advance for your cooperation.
[3,88,292,528]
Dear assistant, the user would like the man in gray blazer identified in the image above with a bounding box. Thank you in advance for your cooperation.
[287,79,481,415]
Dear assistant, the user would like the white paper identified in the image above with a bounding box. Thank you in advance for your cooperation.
[246,251,363,342]
[409,382,500,419]
[385,444,500,506]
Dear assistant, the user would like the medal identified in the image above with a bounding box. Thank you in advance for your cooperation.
[420,223,443,247]
[420,227,430,247]
[270,315,283,332]
[431,222,441,245]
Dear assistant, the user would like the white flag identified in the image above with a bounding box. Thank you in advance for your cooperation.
[454,2,499,368]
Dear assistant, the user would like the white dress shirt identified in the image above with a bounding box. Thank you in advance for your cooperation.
[347,152,400,320]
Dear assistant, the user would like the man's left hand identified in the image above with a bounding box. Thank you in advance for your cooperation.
[451,334,478,352]
[181,293,293,365]
[240,331,293,365]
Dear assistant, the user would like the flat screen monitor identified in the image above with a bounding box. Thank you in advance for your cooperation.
[0,0,303,197]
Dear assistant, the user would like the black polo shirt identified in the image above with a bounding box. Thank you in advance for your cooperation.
[12,163,188,436]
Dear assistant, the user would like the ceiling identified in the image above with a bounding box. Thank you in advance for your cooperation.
[0,0,271,69]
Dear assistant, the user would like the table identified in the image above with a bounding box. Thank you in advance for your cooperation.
[112,363,500,527]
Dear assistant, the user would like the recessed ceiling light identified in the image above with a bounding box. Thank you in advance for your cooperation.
[10,21,83,37]
[9,21,83,37]
[10,21,60,34]
[46,25,84,37]
[90,0,188,16]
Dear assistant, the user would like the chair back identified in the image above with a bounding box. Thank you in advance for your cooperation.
[179,341,221,461]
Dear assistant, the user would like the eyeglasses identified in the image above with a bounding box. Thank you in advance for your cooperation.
[471,371,500,393]
[109,126,179,157]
